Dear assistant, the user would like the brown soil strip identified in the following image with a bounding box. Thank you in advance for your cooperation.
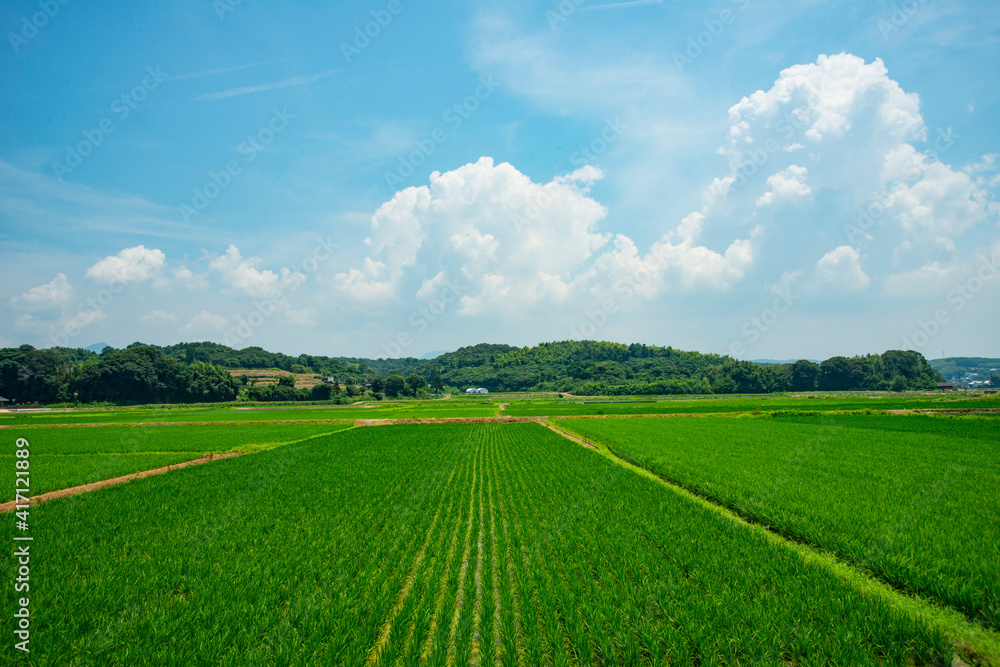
[888,409,1000,415]
[358,417,544,427]
[0,419,356,429]
[549,408,1000,421]
[0,452,242,513]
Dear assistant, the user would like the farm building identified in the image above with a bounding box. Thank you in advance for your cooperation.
[0,396,10,408]
[936,382,956,391]
[465,388,489,394]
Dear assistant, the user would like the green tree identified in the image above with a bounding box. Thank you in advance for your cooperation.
[790,360,820,391]
[371,376,385,393]
[384,374,406,398]
[277,374,296,388]
[311,383,334,401]
[405,373,426,396]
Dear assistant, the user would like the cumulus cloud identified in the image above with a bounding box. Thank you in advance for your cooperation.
[10,273,74,310]
[757,165,811,207]
[335,157,611,310]
[209,245,305,300]
[85,246,166,285]
[723,53,924,166]
[172,266,209,290]
[812,246,870,291]
[337,156,765,319]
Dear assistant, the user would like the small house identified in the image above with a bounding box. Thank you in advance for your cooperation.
[0,396,11,408]
[936,382,956,391]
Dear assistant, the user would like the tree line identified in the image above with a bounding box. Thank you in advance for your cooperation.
[0,340,945,406]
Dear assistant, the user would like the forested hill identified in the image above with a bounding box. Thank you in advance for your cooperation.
[0,340,950,405]
[415,341,724,393]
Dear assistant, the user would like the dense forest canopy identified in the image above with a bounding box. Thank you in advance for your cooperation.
[0,340,952,405]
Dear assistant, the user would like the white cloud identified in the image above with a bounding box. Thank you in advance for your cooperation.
[195,68,339,101]
[184,311,229,331]
[14,314,37,330]
[66,310,106,330]
[336,157,611,311]
[882,262,955,296]
[880,145,990,237]
[812,246,870,291]
[724,54,924,165]
[757,165,811,207]
[209,245,305,300]
[142,310,178,323]
[10,273,73,310]
[172,266,209,290]
[85,246,166,285]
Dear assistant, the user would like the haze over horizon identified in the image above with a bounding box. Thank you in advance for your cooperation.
[2,1,998,361]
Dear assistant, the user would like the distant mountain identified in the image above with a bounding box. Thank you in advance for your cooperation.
[421,350,451,360]
[85,343,112,354]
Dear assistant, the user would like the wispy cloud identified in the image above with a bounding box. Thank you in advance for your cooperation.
[71,60,294,94]
[170,59,296,82]
[195,68,340,101]
[582,0,663,11]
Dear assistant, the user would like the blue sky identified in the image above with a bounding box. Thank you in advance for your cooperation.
[1,0,998,360]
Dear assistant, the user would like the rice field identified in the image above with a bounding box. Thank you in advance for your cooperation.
[1,422,985,665]
[0,403,499,425]
[503,393,1000,416]
[559,413,1000,630]
[0,422,354,501]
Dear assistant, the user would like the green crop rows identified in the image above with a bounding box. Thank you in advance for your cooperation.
[2,422,977,665]
[560,414,1000,630]
[504,393,1000,416]
[0,422,354,501]
[0,403,498,426]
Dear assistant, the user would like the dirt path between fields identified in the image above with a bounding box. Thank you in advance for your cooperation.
[356,416,545,426]
[541,422,598,449]
[0,420,355,429]
[0,451,242,513]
